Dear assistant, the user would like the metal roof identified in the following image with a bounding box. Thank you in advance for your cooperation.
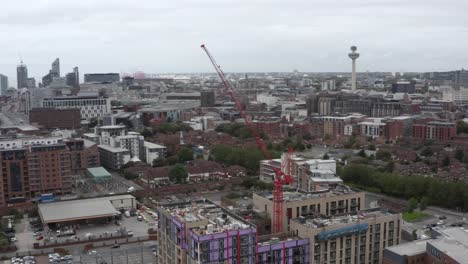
[38,195,133,224]
[87,167,111,179]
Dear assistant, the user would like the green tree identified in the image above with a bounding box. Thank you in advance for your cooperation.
[140,128,153,138]
[152,158,166,167]
[420,147,433,157]
[177,148,194,163]
[376,150,392,161]
[385,161,395,173]
[420,196,430,211]
[357,149,367,158]
[302,133,312,140]
[368,144,376,151]
[442,155,451,167]
[408,197,419,213]
[323,153,330,160]
[169,164,187,183]
[295,142,306,151]
[455,149,465,162]
[457,121,468,134]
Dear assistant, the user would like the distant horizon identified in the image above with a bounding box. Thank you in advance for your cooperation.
[2,1,468,87]
[3,67,468,89]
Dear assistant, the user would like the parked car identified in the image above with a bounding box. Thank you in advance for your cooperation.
[111,244,120,249]
[33,226,43,232]
[36,235,44,240]
[137,215,143,221]
[124,211,131,218]
[439,215,447,220]
[34,231,42,236]
[9,236,17,242]
[437,220,445,226]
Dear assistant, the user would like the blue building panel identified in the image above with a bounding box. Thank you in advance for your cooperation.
[316,223,369,241]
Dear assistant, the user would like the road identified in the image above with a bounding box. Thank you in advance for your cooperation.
[365,191,466,237]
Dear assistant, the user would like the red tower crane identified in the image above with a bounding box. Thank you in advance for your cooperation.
[200,44,293,233]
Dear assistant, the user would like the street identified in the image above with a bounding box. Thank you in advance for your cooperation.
[365,191,466,237]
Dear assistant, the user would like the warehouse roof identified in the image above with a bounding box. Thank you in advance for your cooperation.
[38,195,134,224]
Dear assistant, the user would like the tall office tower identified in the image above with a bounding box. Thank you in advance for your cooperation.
[17,61,28,88]
[73,67,79,86]
[0,74,8,95]
[348,46,360,90]
[51,58,60,77]
[66,67,80,88]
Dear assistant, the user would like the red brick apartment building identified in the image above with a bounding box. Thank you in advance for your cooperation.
[29,108,81,129]
[412,121,456,141]
[0,137,99,208]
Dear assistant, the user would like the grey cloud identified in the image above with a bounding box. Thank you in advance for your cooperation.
[1,0,468,85]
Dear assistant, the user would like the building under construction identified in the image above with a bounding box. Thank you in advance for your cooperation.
[156,199,310,264]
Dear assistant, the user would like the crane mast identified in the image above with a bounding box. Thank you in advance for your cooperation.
[200,44,292,233]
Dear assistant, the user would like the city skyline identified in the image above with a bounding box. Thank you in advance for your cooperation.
[1,0,468,86]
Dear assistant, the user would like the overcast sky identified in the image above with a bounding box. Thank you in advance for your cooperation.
[1,0,468,86]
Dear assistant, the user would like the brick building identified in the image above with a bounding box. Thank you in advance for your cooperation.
[65,139,100,174]
[0,137,71,207]
[29,108,81,129]
[412,121,456,141]
[0,136,100,207]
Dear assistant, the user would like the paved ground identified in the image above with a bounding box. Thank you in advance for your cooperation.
[15,217,35,252]
[76,174,143,198]
[13,215,152,252]
[365,191,467,238]
[76,242,157,264]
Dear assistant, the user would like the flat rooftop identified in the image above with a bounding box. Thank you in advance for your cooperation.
[429,227,468,263]
[160,200,252,236]
[258,184,358,202]
[384,239,428,256]
[293,208,394,230]
[144,141,166,149]
[98,145,129,153]
[38,195,134,224]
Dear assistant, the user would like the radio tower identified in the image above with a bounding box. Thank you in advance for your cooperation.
[348,46,360,90]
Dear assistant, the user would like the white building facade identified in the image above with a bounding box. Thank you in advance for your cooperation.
[42,93,111,120]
